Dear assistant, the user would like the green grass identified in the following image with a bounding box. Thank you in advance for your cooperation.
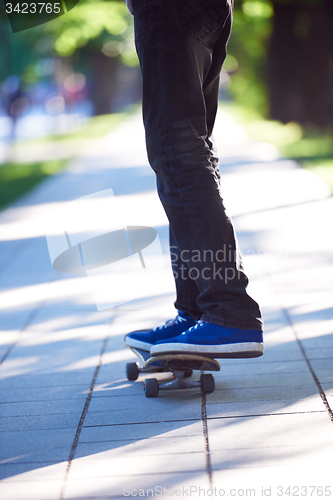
[0,159,67,211]
[222,102,333,193]
[0,108,138,211]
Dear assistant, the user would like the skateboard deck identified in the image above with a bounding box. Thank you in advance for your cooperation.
[145,353,220,372]
[128,346,151,365]
[125,332,171,381]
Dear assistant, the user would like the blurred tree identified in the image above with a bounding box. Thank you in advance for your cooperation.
[226,0,274,116]
[36,0,139,113]
[227,0,332,129]
[267,0,333,128]
[1,0,332,126]
[0,0,138,114]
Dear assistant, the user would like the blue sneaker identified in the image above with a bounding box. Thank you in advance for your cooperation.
[150,321,264,358]
[124,311,196,352]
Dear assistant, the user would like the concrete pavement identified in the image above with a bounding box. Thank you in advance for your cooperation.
[0,110,332,500]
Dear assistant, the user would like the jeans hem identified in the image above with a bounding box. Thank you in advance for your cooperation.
[201,314,263,332]
[174,301,202,321]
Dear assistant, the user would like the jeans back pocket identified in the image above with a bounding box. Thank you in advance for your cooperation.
[180,0,231,41]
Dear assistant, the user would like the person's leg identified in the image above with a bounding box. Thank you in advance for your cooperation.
[170,226,202,321]
[133,0,262,334]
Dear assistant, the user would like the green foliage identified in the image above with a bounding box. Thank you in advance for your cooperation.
[46,0,132,57]
[0,159,67,210]
[227,0,274,115]
[0,0,136,83]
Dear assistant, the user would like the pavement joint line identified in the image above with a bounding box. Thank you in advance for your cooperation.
[65,470,209,478]
[59,333,111,500]
[261,254,333,423]
[210,358,306,366]
[0,383,94,389]
[0,300,45,365]
[201,391,213,489]
[0,268,62,367]
[0,397,89,404]
[0,411,326,434]
[207,397,323,404]
[206,410,327,419]
[0,427,79,434]
[212,383,318,390]
[0,239,34,279]
[78,437,201,444]
[0,460,62,465]
[0,412,85,418]
[280,307,333,423]
[82,418,202,428]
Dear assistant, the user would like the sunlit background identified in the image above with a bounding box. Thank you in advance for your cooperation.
[1,2,333,497]
[0,0,332,211]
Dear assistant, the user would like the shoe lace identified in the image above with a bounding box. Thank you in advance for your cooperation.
[154,314,187,331]
[183,320,204,334]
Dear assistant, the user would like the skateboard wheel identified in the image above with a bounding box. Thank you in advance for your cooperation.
[200,374,215,394]
[126,362,140,381]
[144,378,159,398]
[184,369,193,378]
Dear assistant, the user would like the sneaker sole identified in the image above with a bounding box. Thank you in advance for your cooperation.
[124,337,152,352]
[150,341,264,359]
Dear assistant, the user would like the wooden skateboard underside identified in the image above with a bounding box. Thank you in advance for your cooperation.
[145,353,220,372]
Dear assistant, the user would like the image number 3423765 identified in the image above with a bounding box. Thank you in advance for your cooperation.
[4,0,81,33]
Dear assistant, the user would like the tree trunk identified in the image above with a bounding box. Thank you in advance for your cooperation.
[268,0,332,128]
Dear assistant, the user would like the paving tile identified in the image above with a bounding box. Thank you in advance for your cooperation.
[68,449,206,479]
[75,435,205,459]
[1,112,333,500]
[0,428,76,463]
[241,347,304,363]
[212,369,316,389]
[92,380,142,398]
[215,358,310,377]
[79,420,203,443]
[83,395,202,427]
[0,479,63,500]
[0,461,67,482]
[0,331,21,350]
[1,339,104,377]
[0,308,39,333]
[207,380,318,403]
[0,412,82,433]
[0,399,86,418]
[0,371,95,389]
[0,384,89,403]
[304,347,333,359]
[207,412,333,450]
[210,443,333,470]
[211,458,333,493]
[206,395,325,418]
[310,359,333,383]
[63,471,211,499]
[88,390,200,413]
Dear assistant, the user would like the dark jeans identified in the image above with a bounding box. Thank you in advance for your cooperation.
[133,0,263,330]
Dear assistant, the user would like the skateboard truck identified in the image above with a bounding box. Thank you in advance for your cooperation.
[143,354,220,398]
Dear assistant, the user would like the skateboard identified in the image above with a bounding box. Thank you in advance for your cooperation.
[143,353,220,398]
[125,343,194,381]
[124,329,187,381]
[125,345,168,380]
